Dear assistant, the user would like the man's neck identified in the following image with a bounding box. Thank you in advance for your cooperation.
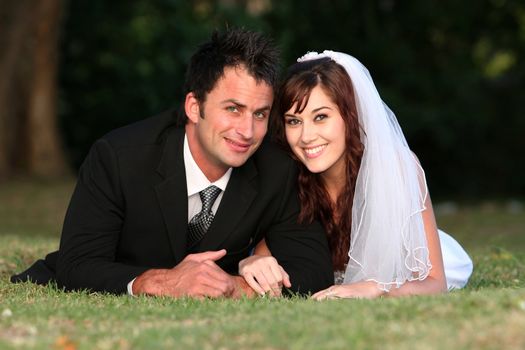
[185,126,229,182]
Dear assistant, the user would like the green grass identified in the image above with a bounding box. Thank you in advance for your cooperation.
[1,180,525,349]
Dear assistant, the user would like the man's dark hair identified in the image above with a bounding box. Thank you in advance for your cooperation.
[175,28,280,126]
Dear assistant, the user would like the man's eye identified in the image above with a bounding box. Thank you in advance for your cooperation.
[254,111,267,120]
[227,106,238,112]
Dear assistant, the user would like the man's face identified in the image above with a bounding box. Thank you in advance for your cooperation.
[185,65,273,181]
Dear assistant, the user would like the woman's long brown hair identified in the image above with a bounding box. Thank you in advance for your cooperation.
[271,57,364,270]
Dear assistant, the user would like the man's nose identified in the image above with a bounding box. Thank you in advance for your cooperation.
[236,114,254,139]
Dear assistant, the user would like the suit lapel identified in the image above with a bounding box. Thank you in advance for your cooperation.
[154,126,259,258]
[154,127,188,264]
[199,158,258,250]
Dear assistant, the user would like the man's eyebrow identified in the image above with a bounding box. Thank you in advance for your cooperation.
[221,99,246,108]
[254,105,272,113]
[222,99,271,112]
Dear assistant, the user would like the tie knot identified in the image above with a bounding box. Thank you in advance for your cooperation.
[199,185,221,212]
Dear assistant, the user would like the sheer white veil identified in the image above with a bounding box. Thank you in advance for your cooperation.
[297,51,431,291]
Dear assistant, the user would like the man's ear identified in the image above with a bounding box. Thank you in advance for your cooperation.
[184,92,201,124]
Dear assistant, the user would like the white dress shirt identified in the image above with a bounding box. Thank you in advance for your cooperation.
[127,134,232,295]
[184,135,232,220]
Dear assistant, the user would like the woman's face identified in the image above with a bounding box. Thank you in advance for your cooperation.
[284,85,347,177]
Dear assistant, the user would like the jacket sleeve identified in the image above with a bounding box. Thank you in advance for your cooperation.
[56,138,148,294]
[265,162,334,295]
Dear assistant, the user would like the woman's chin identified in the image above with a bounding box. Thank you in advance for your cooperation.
[304,164,328,174]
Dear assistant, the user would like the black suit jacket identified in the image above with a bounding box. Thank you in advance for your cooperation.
[12,110,333,294]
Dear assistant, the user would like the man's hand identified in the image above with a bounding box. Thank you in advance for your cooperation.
[133,250,237,298]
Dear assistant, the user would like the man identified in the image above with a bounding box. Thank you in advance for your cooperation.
[12,28,333,298]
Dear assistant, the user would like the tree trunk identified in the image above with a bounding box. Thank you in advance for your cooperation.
[0,0,67,180]
[0,1,32,179]
[27,0,67,177]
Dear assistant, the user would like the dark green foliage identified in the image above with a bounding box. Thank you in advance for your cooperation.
[58,0,268,167]
[263,0,525,198]
[58,0,525,197]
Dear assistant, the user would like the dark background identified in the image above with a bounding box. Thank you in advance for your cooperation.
[1,0,524,200]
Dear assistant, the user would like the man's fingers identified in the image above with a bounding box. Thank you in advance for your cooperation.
[202,259,220,268]
[188,249,227,263]
[201,276,235,297]
[190,283,229,298]
[199,262,233,286]
[173,258,233,295]
[191,267,235,297]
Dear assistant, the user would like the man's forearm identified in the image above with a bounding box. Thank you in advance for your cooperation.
[130,251,257,298]
[133,270,257,298]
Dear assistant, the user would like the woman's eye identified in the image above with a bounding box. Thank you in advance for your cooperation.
[285,118,301,126]
[314,114,327,121]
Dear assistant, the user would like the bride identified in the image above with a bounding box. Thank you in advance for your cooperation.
[239,51,473,299]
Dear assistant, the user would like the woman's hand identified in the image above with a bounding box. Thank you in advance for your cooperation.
[311,281,385,300]
[239,255,291,297]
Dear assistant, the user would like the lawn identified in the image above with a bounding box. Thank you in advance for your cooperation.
[1,180,524,349]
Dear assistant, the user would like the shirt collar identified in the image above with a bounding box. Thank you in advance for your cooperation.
[183,134,232,197]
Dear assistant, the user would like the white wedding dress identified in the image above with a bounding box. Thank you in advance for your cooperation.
[334,230,473,290]
[439,230,473,290]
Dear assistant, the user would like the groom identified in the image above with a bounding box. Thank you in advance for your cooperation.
[12,28,333,298]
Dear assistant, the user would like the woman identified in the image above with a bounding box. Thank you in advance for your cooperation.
[239,51,473,299]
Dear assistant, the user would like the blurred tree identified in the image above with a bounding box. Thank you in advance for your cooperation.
[0,0,68,180]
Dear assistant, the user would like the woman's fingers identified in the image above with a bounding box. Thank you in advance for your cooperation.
[253,269,275,295]
[238,255,291,296]
[279,266,292,288]
[311,282,384,300]
[312,286,339,300]
[266,263,287,295]
[243,272,266,296]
